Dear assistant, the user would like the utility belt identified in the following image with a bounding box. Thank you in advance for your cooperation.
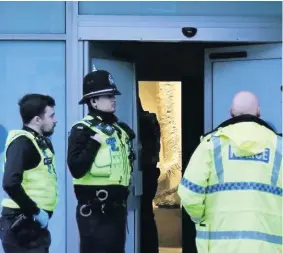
[79,189,127,217]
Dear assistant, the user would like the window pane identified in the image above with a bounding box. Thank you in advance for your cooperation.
[79,1,281,17]
[0,1,65,34]
[0,41,66,252]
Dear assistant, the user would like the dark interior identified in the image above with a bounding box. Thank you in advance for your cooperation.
[90,40,247,253]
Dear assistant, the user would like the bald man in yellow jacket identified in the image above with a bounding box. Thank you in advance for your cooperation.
[178,91,282,253]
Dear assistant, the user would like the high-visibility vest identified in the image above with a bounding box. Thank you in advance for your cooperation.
[72,115,133,187]
[2,130,58,212]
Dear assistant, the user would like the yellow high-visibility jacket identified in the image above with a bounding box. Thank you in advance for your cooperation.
[178,121,282,253]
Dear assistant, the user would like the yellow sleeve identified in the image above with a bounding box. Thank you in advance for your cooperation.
[177,139,212,223]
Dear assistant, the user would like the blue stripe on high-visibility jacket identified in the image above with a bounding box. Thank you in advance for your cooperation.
[271,136,282,187]
[181,178,206,194]
[212,136,224,183]
[206,182,282,196]
[196,230,282,245]
[180,178,282,196]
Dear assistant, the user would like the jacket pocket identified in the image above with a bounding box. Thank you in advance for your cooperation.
[195,223,210,253]
[90,148,111,177]
[0,216,16,244]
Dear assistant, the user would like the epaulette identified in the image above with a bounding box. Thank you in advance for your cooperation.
[83,118,100,127]
[82,118,115,136]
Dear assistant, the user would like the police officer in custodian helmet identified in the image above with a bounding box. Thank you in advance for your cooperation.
[67,70,136,253]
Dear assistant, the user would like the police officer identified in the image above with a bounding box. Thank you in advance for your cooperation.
[138,97,161,253]
[0,94,58,253]
[178,91,282,253]
[67,70,135,253]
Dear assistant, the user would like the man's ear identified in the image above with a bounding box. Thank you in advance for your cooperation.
[34,116,41,125]
[91,98,97,107]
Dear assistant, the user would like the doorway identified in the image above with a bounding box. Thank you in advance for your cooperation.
[132,42,207,253]
[139,81,182,253]
[88,40,262,253]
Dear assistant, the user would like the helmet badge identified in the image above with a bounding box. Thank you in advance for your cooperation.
[108,74,115,85]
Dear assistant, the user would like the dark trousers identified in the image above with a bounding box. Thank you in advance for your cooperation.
[140,166,160,253]
[140,200,159,253]
[76,204,127,253]
[0,213,51,253]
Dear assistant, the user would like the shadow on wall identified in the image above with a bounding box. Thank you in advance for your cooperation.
[0,125,8,154]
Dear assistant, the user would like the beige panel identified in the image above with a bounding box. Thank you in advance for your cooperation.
[138,81,182,205]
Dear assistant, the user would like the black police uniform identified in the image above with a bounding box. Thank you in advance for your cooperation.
[0,127,53,253]
[67,70,135,253]
[138,100,161,253]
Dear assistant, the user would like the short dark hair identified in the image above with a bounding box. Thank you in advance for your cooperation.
[18,94,55,124]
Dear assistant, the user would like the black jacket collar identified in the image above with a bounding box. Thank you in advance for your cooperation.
[207,114,279,136]
[88,108,118,124]
[22,126,41,137]
[22,126,55,153]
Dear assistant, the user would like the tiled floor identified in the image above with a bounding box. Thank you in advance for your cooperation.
[159,248,182,253]
[154,207,182,248]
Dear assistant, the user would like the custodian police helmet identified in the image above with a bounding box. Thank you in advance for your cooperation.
[79,70,121,104]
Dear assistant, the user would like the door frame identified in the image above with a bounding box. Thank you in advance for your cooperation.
[77,15,281,42]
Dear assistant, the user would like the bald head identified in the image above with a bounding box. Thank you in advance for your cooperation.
[230,91,260,118]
